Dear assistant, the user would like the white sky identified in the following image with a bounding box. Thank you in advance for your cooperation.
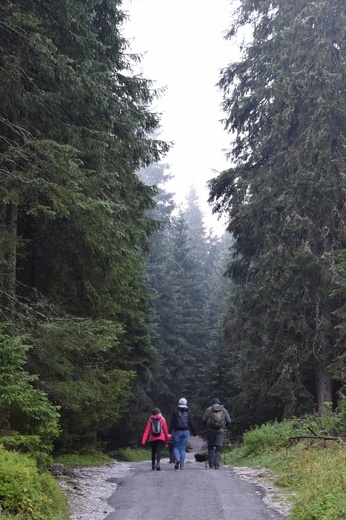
[122,0,240,234]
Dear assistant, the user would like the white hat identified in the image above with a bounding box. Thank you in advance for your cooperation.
[178,397,187,407]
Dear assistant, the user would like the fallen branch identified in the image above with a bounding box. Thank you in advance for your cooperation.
[289,435,345,441]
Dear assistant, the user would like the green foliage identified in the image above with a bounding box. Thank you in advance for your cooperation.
[209,0,346,427]
[237,407,346,463]
[0,435,48,472]
[292,397,346,437]
[54,446,156,467]
[54,453,112,467]
[292,493,346,520]
[334,394,346,435]
[139,174,209,412]
[286,446,346,520]
[0,0,168,452]
[112,446,160,462]
[240,420,294,458]
[197,234,236,411]
[0,325,60,469]
[0,445,68,519]
[139,171,233,420]
[226,418,346,520]
[28,320,135,451]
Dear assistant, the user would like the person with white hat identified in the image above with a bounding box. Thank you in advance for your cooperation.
[169,398,198,470]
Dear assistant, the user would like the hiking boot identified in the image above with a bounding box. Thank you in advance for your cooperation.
[180,465,185,470]
[208,461,213,469]
[174,460,180,469]
[214,463,220,470]
[156,463,161,470]
[152,464,155,470]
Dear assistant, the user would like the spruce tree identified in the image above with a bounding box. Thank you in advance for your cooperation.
[0,0,169,448]
[209,0,346,419]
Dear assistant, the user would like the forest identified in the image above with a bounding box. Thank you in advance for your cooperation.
[0,0,345,473]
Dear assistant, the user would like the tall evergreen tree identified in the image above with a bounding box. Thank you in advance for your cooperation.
[0,0,169,449]
[202,235,234,379]
[184,186,208,260]
[164,212,207,399]
[139,162,175,224]
[143,206,210,412]
[209,0,346,422]
[134,162,178,414]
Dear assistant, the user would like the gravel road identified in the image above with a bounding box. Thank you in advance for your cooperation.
[103,437,288,520]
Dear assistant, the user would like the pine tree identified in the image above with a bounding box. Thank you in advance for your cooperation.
[209,0,346,419]
[0,0,169,449]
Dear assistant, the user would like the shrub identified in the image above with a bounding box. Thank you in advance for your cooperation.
[241,419,294,457]
[334,394,346,436]
[0,325,60,470]
[227,417,346,520]
[0,445,69,519]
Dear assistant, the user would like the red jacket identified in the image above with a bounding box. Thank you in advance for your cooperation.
[141,414,170,444]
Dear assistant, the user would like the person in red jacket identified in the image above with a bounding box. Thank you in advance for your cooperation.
[141,408,170,470]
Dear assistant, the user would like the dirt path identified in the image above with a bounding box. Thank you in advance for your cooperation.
[56,437,291,519]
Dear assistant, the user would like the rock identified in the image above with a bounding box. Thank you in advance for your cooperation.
[194,452,207,462]
[51,463,65,476]
[51,463,75,478]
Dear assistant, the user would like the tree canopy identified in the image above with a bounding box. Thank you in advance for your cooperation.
[0,0,168,451]
[209,0,346,426]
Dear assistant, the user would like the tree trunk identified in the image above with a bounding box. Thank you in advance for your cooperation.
[0,202,18,310]
[315,359,333,415]
[313,292,333,415]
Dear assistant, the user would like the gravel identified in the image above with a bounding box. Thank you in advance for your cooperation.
[54,460,134,520]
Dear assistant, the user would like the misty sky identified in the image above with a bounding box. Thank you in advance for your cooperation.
[123,0,240,234]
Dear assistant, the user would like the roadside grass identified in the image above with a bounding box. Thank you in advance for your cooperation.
[54,446,170,465]
[111,446,170,462]
[225,420,346,519]
[53,452,113,466]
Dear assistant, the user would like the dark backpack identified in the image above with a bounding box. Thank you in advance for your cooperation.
[176,410,189,430]
[151,417,162,436]
[207,404,226,430]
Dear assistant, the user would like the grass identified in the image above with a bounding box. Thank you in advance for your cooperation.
[111,446,170,462]
[111,447,151,462]
[225,420,346,519]
[282,443,346,519]
[53,452,113,467]
[54,446,170,465]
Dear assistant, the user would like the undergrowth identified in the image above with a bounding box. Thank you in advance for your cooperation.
[0,445,69,520]
[225,413,346,519]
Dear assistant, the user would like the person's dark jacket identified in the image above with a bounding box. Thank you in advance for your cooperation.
[169,406,197,436]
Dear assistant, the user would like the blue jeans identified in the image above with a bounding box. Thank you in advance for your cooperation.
[173,429,190,466]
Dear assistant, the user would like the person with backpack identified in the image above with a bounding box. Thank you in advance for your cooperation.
[169,398,198,470]
[202,397,231,469]
[141,407,170,470]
